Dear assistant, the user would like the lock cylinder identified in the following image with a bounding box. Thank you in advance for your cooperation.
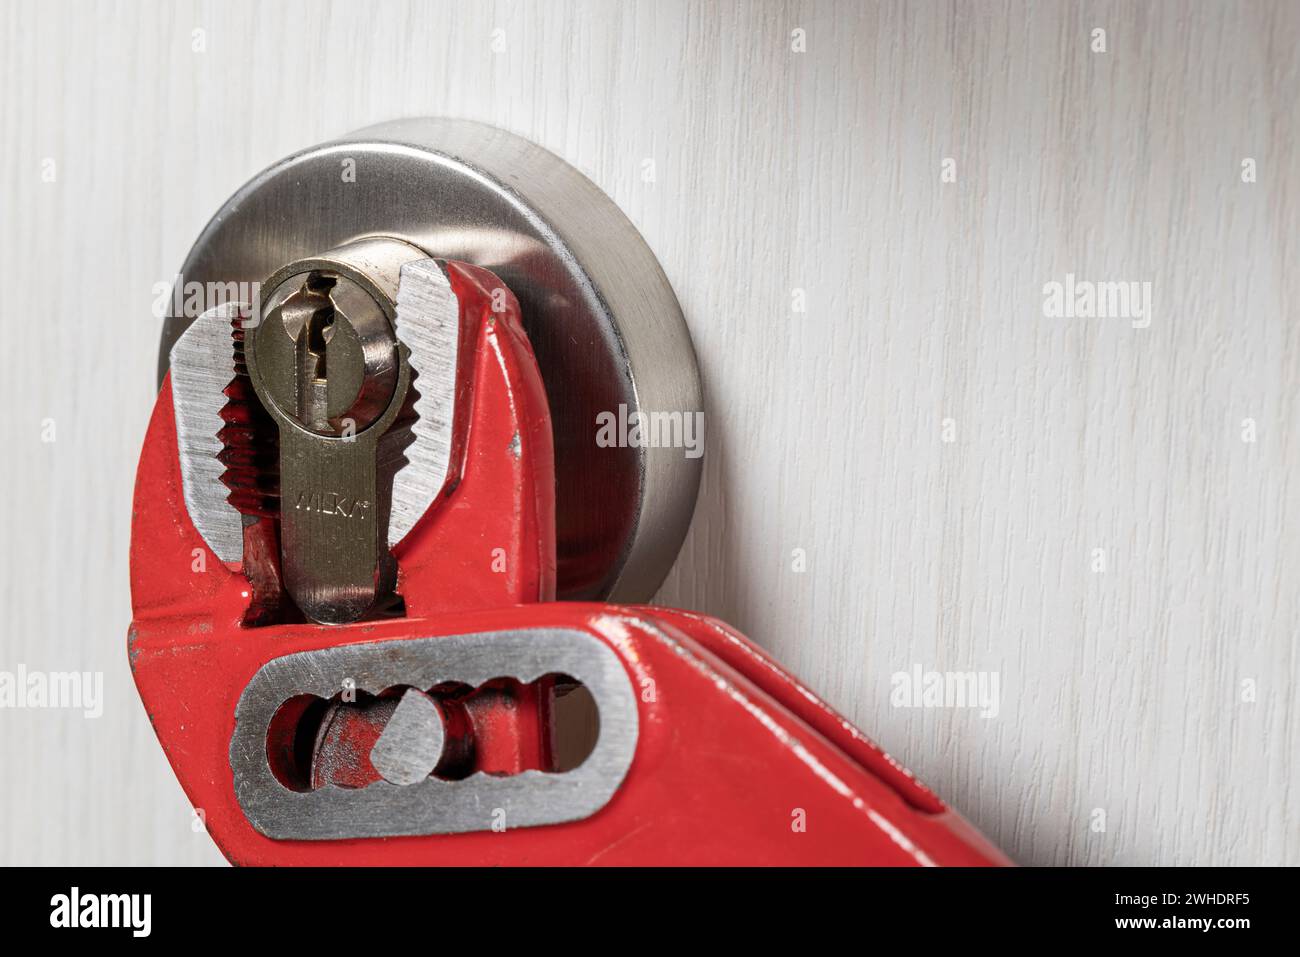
[242,237,429,626]
[252,237,426,436]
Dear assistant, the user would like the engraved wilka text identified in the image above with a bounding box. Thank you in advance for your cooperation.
[294,490,371,519]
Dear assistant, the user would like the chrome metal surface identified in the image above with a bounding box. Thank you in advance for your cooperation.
[169,301,248,564]
[229,629,638,840]
[157,118,702,602]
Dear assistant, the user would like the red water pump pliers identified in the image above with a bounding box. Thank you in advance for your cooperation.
[129,120,1010,867]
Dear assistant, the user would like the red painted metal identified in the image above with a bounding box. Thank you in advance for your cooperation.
[129,262,1010,866]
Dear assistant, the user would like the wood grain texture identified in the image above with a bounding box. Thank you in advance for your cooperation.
[1,0,1295,865]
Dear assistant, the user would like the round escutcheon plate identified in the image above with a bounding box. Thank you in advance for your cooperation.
[157,118,701,602]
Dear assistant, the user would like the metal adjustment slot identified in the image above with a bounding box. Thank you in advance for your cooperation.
[229,629,638,840]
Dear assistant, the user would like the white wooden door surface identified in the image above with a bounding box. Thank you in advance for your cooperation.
[2,0,1296,865]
